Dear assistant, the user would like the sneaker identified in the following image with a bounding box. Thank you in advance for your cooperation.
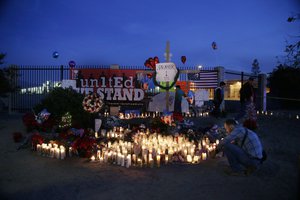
[245,166,257,176]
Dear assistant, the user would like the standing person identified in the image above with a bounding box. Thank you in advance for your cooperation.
[217,119,263,176]
[238,77,255,120]
[173,85,186,121]
[213,81,226,117]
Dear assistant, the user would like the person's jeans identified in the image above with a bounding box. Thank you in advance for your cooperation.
[235,101,249,120]
[223,142,261,172]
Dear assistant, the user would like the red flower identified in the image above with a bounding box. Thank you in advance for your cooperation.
[31,133,44,145]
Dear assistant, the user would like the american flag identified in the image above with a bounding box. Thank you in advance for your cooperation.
[188,71,218,89]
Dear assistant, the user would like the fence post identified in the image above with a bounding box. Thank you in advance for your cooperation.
[258,73,267,112]
[214,66,225,83]
[8,93,12,115]
[60,65,64,81]
[241,72,244,85]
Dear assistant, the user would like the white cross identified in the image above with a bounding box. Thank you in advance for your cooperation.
[164,41,172,62]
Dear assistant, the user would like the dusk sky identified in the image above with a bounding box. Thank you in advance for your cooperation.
[0,0,299,73]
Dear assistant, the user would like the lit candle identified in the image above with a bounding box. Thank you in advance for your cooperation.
[50,148,55,158]
[121,155,125,167]
[184,149,188,157]
[132,154,136,165]
[91,155,96,162]
[191,147,195,156]
[126,155,131,168]
[117,153,121,165]
[55,148,60,159]
[68,147,73,157]
[37,144,41,155]
[95,132,98,138]
[137,158,143,167]
[202,152,207,160]
[97,150,101,160]
[297,115,299,120]
[104,152,108,163]
[216,139,219,145]
[157,155,161,167]
[143,154,148,165]
[187,155,193,163]
[165,154,168,165]
[60,148,66,160]
[193,155,199,163]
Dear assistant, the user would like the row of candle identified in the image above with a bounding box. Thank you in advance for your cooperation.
[256,111,299,119]
[119,112,161,119]
[91,149,208,168]
[36,143,70,160]
[119,112,210,119]
[95,127,131,139]
[90,133,218,168]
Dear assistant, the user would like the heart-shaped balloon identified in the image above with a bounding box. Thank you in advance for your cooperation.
[181,56,186,64]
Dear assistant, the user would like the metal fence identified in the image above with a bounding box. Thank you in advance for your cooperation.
[7,65,217,112]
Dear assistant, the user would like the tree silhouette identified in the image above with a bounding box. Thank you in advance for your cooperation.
[251,59,260,75]
[268,15,300,108]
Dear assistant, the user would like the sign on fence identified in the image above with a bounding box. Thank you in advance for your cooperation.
[155,62,178,82]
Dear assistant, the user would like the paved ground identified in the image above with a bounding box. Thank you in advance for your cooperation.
[0,112,299,200]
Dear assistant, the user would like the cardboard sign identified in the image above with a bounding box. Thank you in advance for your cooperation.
[155,62,178,82]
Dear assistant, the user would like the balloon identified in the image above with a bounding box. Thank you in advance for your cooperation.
[144,56,159,70]
[35,109,51,124]
[52,51,59,58]
[181,56,186,64]
[149,58,155,69]
[211,42,217,50]
[69,60,76,68]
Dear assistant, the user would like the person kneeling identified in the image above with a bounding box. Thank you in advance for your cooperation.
[217,119,263,176]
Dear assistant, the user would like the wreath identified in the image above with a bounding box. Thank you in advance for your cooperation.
[153,69,180,90]
[82,93,104,113]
